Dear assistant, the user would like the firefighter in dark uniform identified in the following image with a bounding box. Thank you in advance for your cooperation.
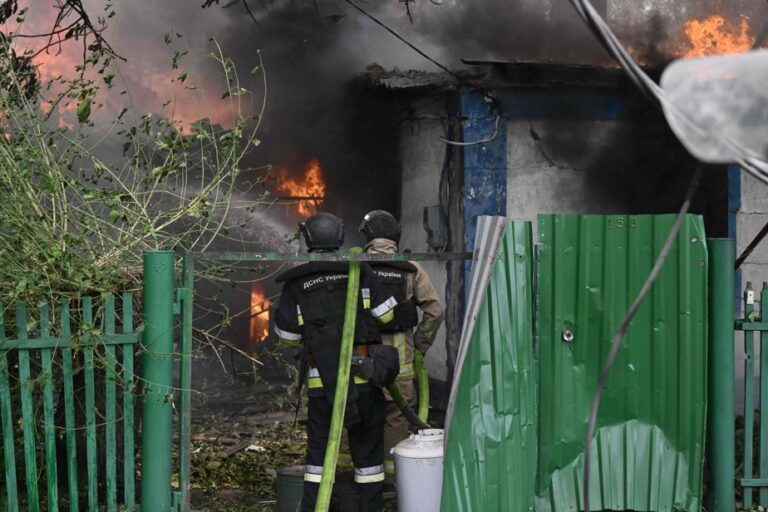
[273,212,398,512]
[358,210,445,480]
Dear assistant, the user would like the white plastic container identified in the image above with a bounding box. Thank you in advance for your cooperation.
[391,429,444,512]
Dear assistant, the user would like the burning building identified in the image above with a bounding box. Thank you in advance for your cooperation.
[16,0,764,417]
[274,159,327,217]
[249,288,271,348]
[180,0,768,413]
[342,9,768,407]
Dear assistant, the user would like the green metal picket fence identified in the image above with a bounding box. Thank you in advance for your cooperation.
[736,281,768,509]
[0,251,194,512]
[0,294,139,512]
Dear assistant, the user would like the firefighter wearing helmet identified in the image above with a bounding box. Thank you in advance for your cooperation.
[273,212,399,512]
[358,209,445,482]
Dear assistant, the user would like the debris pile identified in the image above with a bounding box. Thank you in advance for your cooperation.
[189,419,306,511]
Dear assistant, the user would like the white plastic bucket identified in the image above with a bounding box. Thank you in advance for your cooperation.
[391,429,444,512]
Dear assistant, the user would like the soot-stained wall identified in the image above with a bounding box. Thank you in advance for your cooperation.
[395,76,730,404]
[499,87,728,234]
[397,94,454,384]
[737,172,768,289]
[734,170,768,413]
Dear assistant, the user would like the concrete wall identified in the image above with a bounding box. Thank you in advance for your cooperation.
[738,172,768,287]
[506,118,629,230]
[500,95,727,233]
[397,99,450,381]
[735,171,768,414]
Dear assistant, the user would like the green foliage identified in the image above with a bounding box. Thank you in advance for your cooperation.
[0,33,269,308]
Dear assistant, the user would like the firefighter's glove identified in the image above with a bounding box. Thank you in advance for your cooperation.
[368,345,400,388]
[351,355,375,380]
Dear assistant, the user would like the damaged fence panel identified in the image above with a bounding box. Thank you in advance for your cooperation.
[536,214,708,512]
[442,219,536,512]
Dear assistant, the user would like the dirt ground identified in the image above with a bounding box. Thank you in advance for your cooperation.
[188,417,398,511]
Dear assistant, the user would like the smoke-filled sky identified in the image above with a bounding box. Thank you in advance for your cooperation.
[20,0,768,128]
[14,0,768,235]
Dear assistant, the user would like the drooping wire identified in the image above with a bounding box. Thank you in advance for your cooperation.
[580,166,701,511]
[343,0,513,149]
[342,0,463,82]
[438,115,501,146]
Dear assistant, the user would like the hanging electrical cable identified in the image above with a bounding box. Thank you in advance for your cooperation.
[343,0,462,81]
[343,0,512,151]
[438,114,501,146]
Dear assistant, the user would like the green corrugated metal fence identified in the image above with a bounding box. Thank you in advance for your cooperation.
[443,214,710,512]
[0,295,139,512]
[442,221,537,511]
[536,214,708,512]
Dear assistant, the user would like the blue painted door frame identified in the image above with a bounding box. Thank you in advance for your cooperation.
[460,88,507,298]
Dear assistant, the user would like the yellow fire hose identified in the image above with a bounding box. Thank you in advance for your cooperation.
[314,251,432,510]
[386,382,430,430]
[315,248,361,512]
[414,349,429,423]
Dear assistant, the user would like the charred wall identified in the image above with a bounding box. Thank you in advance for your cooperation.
[390,69,730,413]
[395,92,458,385]
[500,86,728,234]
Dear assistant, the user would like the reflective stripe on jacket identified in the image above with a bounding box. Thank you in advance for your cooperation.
[364,239,445,381]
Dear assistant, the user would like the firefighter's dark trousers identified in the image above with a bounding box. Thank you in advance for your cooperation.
[303,386,386,512]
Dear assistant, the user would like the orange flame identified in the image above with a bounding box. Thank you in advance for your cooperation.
[249,287,270,348]
[275,159,326,217]
[683,15,755,58]
[7,6,235,132]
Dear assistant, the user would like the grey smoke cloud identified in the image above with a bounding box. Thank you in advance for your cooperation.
[65,0,766,132]
[95,1,765,229]
[20,0,766,126]
[28,0,765,233]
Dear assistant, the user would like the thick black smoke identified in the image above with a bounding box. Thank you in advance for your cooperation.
[81,0,759,399]
[98,1,768,228]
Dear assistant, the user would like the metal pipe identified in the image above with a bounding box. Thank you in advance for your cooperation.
[760,283,768,504]
[192,251,472,262]
[179,253,194,512]
[315,248,362,511]
[141,251,175,512]
[706,238,736,512]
